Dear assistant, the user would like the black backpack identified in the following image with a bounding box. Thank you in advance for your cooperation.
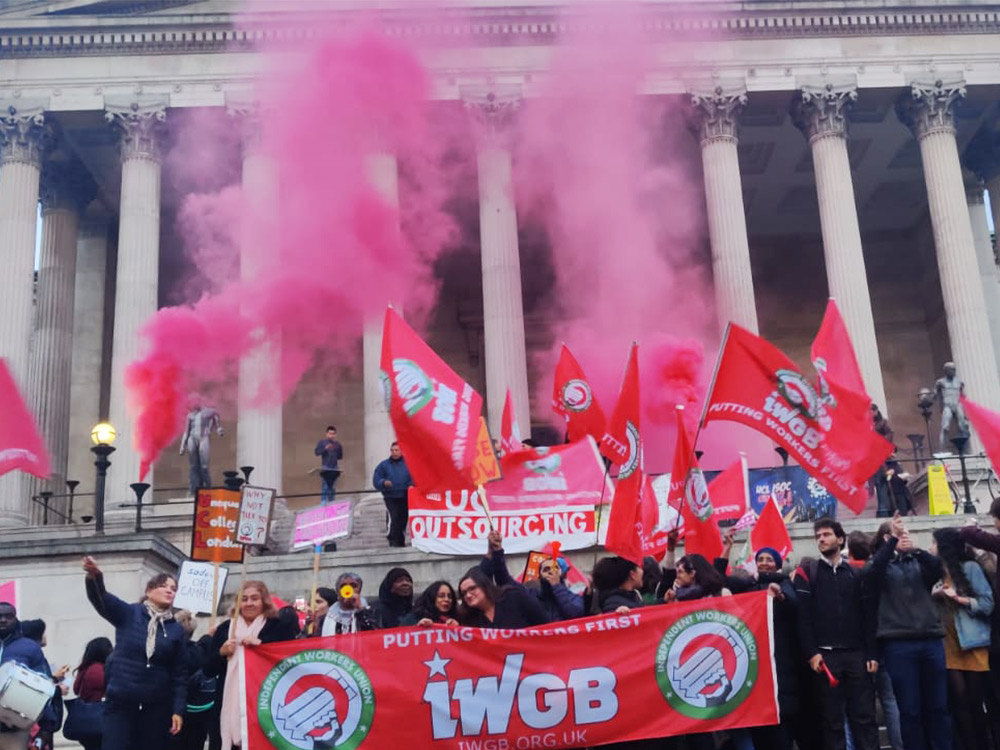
[186,669,216,714]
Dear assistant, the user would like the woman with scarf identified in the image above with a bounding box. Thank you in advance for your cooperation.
[371,568,414,628]
[318,572,380,635]
[404,581,460,626]
[207,580,298,749]
[82,556,187,750]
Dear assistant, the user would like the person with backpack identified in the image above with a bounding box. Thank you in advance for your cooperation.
[794,518,879,750]
[172,610,219,750]
[64,637,112,750]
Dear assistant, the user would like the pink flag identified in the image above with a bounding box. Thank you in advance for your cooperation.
[0,359,50,480]
[500,388,523,455]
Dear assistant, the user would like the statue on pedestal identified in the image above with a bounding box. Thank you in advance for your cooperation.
[180,399,225,495]
[935,362,969,448]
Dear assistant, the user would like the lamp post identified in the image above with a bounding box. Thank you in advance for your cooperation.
[917,388,935,454]
[951,435,976,514]
[90,422,117,534]
[240,465,255,484]
[66,480,79,524]
[130,482,150,532]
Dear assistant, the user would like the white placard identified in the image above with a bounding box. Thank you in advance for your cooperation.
[173,560,228,615]
[237,485,275,546]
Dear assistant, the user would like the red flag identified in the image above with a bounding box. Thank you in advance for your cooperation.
[500,388,523,455]
[962,396,1000,476]
[552,344,607,444]
[0,359,50,480]
[381,308,484,491]
[667,406,722,561]
[703,324,892,514]
[707,455,749,523]
[603,344,644,564]
[751,497,793,561]
[811,299,871,415]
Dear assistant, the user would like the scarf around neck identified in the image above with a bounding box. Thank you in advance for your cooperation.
[142,601,174,661]
[221,614,267,748]
[323,598,369,636]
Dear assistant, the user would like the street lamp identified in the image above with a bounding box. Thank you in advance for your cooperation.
[917,388,935,454]
[90,422,116,534]
[951,435,977,514]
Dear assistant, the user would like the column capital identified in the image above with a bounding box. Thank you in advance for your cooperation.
[40,155,97,213]
[105,99,167,161]
[0,103,50,168]
[897,77,967,141]
[688,84,747,145]
[461,86,521,148]
[792,82,857,143]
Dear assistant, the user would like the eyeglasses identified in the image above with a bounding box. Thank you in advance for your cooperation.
[459,584,481,599]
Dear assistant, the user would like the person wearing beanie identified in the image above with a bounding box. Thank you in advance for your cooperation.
[371,568,414,629]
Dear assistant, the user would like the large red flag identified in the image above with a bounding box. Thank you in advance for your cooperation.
[552,344,607,443]
[381,308,485,492]
[811,299,872,417]
[667,406,722,561]
[603,344,644,564]
[707,455,749,523]
[500,388,523,456]
[703,324,892,514]
[0,359,50,480]
[750,497,794,562]
[962,396,1000,476]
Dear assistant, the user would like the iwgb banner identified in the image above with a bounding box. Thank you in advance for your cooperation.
[242,591,777,750]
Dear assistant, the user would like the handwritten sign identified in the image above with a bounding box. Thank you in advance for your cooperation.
[293,501,352,549]
[173,561,228,615]
[237,485,275,545]
[191,488,244,563]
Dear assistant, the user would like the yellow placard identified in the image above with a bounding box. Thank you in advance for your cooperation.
[469,416,502,485]
[927,464,954,516]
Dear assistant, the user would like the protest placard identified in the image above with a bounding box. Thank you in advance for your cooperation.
[173,560,228,615]
[191,488,244,563]
[293,501,351,549]
[237,486,275,546]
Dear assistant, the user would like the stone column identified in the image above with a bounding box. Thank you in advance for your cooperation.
[363,152,399,480]
[464,89,531,435]
[230,105,283,493]
[26,156,96,521]
[67,214,111,504]
[898,79,1000,411]
[965,181,1000,372]
[0,104,47,527]
[793,82,888,413]
[105,100,166,498]
[690,84,759,335]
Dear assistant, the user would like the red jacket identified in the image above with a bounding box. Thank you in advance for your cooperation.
[73,663,105,702]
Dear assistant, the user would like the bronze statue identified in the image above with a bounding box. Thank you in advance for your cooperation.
[934,361,969,448]
[180,399,224,495]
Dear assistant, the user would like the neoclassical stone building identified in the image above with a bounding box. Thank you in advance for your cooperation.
[2,0,1000,528]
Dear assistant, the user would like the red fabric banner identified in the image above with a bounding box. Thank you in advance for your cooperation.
[0,358,50,480]
[242,591,778,750]
[750,498,794,561]
[707,458,748,523]
[669,406,722,561]
[703,325,891,514]
[381,308,484,491]
[962,396,1000,476]
[552,344,607,444]
[500,388,523,456]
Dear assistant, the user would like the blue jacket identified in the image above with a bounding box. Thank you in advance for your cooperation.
[0,625,60,732]
[85,575,188,715]
[479,549,585,621]
[373,456,412,501]
[952,560,994,651]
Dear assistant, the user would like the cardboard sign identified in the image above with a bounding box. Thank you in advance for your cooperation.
[469,416,502,485]
[928,464,954,515]
[237,485,275,546]
[173,560,228,615]
[191,488,244,563]
[293,501,352,549]
[520,551,550,583]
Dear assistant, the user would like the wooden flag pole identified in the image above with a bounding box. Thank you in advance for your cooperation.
[591,458,613,571]
[209,560,221,629]
[477,484,495,531]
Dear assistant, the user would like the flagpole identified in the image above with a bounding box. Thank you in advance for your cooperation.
[695,323,731,442]
[477,484,495,531]
[591,458,612,571]
[739,451,750,514]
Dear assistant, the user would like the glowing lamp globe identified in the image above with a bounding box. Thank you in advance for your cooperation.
[91,423,117,447]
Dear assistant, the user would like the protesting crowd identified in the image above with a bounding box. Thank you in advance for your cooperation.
[3,505,1000,750]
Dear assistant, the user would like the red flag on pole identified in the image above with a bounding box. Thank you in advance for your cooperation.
[0,359,50,480]
[500,388,523,456]
[962,396,1000,476]
[380,308,486,491]
[750,497,793,562]
[811,299,873,418]
[703,324,891,514]
[707,454,750,523]
[552,344,607,444]
[667,405,722,560]
[603,343,644,564]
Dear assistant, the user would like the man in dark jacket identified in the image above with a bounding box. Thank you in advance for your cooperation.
[867,515,951,750]
[794,518,879,750]
[372,442,413,547]
[0,602,61,749]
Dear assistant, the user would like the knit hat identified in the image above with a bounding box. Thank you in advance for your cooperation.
[755,547,783,568]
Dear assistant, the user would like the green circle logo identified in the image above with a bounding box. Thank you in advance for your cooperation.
[655,610,759,720]
[257,649,375,750]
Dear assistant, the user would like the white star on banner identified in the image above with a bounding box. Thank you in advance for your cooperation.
[423,650,451,678]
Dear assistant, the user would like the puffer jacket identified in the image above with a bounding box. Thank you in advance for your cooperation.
[85,574,188,715]
[0,625,60,733]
